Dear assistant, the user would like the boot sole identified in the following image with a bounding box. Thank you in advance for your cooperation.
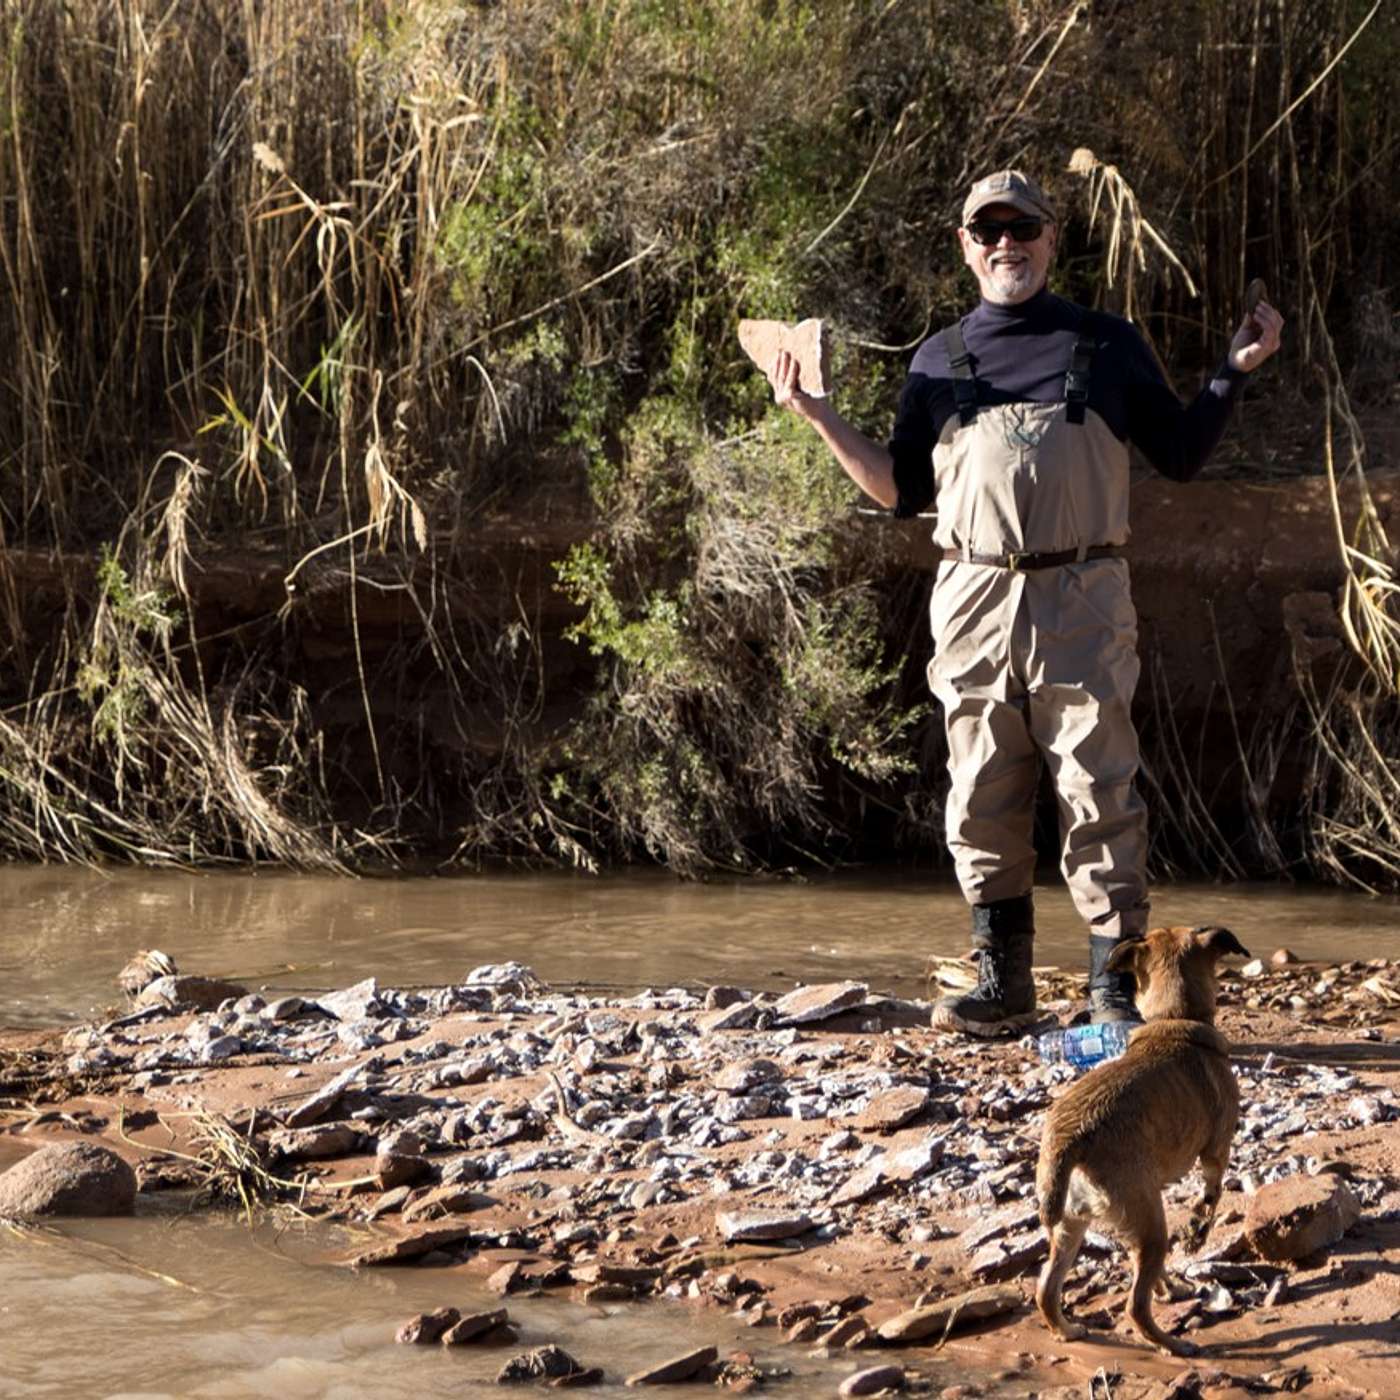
[929,1003,1040,1038]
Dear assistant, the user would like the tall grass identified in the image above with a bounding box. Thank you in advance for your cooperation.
[0,0,1397,878]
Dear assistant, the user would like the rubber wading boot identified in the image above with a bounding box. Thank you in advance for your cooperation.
[1088,932,1144,1024]
[931,895,1038,1037]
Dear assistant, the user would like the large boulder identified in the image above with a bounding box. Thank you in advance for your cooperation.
[1243,1172,1360,1261]
[0,1142,137,1217]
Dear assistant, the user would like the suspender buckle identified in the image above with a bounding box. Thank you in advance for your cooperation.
[1065,315,1098,425]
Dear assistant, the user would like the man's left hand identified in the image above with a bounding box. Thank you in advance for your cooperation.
[1228,298,1285,374]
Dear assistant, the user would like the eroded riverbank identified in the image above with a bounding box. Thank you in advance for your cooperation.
[3,940,1398,1399]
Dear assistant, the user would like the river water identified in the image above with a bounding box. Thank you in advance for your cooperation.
[2,865,1398,1397]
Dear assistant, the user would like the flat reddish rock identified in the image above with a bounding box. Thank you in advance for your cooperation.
[624,1344,718,1386]
[344,1223,475,1267]
[401,1183,497,1222]
[854,1086,930,1134]
[552,1367,605,1388]
[697,1001,757,1033]
[773,981,867,1026]
[829,1161,887,1207]
[717,1209,814,1243]
[737,318,830,396]
[283,1063,365,1128]
[487,1259,532,1295]
[969,1230,1047,1281]
[875,1283,1022,1342]
[267,1123,359,1160]
[820,1314,870,1348]
[396,1307,460,1344]
[441,1307,508,1344]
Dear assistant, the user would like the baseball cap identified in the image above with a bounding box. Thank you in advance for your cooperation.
[961,170,1057,226]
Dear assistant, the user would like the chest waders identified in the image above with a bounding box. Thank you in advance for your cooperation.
[928,316,1144,1037]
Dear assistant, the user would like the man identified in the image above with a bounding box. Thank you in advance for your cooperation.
[769,169,1283,1036]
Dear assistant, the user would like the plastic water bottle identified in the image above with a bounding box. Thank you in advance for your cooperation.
[1036,1021,1136,1070]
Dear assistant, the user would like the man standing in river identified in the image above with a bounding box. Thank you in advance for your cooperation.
[768,169,1284,1035]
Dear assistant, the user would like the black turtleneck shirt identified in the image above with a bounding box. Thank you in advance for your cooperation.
[888,290,1246,517]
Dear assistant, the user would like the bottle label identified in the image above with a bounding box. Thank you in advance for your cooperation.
[1077,1032,1104,1059]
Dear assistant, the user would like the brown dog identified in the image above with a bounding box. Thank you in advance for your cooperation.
[1035,924,1250,1357]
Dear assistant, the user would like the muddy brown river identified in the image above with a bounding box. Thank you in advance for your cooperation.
[3,866,1398,1396]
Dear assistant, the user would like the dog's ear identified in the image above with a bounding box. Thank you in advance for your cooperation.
[1104,937,1146,975]
[1193,925,1251,960]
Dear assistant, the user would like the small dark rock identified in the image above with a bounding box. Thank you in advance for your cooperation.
[497,1344,583,1383]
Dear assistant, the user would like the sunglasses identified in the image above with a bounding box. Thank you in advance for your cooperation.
[965,216,1045,246]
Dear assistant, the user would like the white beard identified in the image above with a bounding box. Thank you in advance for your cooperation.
[984,259,1039,304]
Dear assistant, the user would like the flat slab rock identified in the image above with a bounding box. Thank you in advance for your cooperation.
[716,1209,814,1243]
[958,1203,1040,1253]
[625,1345,717,1386]
[773,981,867,1026]
[434,1308,508,1344]
[736,317,830,397]
[344,1224,476,1267]
[283,1062,366,1128]
[697,1001,757,1033]
[969,1229,1048,1281]
[876,1283,1023,1342]
[853,1085,930,1134]
[487,1260,534,1295]
[1244,1172,1361,1261]
[396,1307,460,1344]
[829,1134,945,1206]
[267,1122,359,1160]
[0,1142,137,1218]
[402,1184,498,1223]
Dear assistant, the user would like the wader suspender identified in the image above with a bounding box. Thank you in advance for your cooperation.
[1064,312,1099,425]
[943,323,978,426]
[944,312,1101,427]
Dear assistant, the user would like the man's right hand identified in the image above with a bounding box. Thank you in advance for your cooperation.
[762,347,899,509]
[767,349,820,421]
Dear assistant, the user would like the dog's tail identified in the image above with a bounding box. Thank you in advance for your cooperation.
[1037,1146,1078,1230]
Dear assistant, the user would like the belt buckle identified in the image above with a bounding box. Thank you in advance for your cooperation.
[1006,551,1029,572]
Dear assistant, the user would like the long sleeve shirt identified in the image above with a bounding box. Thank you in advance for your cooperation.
[889,290,1245,518]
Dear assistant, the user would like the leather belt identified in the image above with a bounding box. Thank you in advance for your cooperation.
[939,544,1124,571]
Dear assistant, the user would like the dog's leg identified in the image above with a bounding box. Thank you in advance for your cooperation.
[1036,1215,1090,1343]
[1125,1191,1199,1359]
[1182,1150,1227,1254]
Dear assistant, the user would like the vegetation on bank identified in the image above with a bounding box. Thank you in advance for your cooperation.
[0,0,1398,882]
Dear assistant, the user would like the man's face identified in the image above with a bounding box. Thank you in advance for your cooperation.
[957,201,1057,305]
